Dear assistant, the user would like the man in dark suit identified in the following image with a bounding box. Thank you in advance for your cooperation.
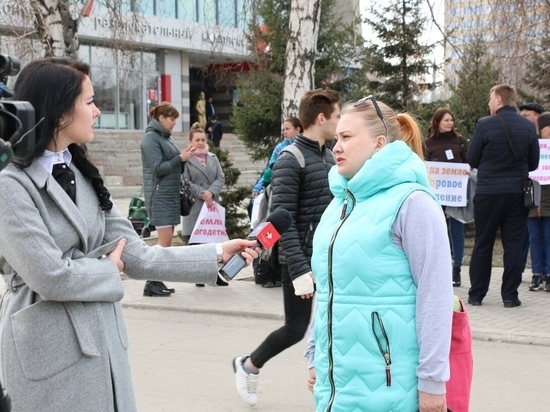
[467,84,540,308]
[206,96,216,120]
[207,115,223,148]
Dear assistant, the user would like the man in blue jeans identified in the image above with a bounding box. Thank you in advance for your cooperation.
[468,84,539,308]
[232,89,341,406]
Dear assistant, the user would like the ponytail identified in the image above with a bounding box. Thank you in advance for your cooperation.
[396,113,424,158]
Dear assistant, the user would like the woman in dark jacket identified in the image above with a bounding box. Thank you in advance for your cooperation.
[425,108,469,287]
[140,102,195,296]
[527,112,550,291]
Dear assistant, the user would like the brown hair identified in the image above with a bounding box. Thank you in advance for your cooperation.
[341,99,424,158]
[148,102,179,122]
[189,122,205,141]
[285,117,303,133]
[429,108,459,139]
[490,84,517,108]
[299,89,341,130]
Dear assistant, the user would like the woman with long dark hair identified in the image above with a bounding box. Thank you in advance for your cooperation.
[425,108,469,287]
[0,57,258,412]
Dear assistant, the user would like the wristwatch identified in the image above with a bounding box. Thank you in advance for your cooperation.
[215,243,224,264]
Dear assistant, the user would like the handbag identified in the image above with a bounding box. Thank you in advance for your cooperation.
[180,175,196,216]
[523,177,541,209]
[498,116,541,209]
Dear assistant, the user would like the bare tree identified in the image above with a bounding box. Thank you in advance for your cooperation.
[426,0,550,93]
[28,0,84,58]
[4,0,147,59]
[281,0,322,119]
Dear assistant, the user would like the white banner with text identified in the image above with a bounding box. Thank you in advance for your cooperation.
[425,161,470,207]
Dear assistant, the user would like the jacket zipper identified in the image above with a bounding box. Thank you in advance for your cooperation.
[371,311,392,386]
[304,222,313,247]
[326,189,355,411]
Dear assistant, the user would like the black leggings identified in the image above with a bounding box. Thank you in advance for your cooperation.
[249,264,313,368]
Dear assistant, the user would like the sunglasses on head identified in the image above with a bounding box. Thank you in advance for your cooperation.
[353,95,388,137]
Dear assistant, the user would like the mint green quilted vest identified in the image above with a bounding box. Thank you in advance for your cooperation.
[312,141,432,412]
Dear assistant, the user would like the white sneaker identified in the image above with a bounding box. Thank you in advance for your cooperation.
[233,356,258,406]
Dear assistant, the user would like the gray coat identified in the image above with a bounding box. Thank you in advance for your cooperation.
[0,161,219,412]
[181,153,225,237]
[141,119,183,226]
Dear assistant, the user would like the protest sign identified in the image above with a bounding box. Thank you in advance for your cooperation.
[425,161,470,207]
[529,140,550,185]
[189,201,229,244]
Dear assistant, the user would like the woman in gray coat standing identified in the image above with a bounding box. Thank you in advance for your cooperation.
[140,102,194,296]
[182,123,227,286]
[0,57,258,412]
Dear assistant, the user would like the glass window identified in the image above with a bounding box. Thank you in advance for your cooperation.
[134,0,155,15]
[91,47,118,129]
[198,0,217,25]
[178,0,197,21]
[236,0,248,29]
[119,52,145,129]
[88,46,158,129]
[218,0,235,27]
[79,44,91,64]
[156,0,177,18]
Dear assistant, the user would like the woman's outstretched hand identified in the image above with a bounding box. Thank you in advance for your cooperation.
[221,239,260,265]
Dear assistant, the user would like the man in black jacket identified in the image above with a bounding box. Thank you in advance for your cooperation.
[467,84,540,308]
[233,89,340,406]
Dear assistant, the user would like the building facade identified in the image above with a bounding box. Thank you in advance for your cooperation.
[0,0,252,133]
[0,0,360,134]
[444,0,547,93]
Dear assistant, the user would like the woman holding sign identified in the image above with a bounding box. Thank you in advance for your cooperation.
[181,123,227,286]
[527,112,550,292]
[426,108,469,287]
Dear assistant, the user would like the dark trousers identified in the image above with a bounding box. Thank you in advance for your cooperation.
[468,193,528,302]
[250,264,313,368]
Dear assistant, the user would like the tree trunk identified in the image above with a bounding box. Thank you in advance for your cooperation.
[281,0,322,120]
[29,0,79,58]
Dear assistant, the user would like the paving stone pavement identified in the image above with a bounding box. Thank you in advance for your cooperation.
[110,197,550,347]
[3,197,547,348]
[120,264,550,347]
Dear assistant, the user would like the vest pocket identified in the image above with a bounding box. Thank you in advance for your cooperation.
[371,311,392,386]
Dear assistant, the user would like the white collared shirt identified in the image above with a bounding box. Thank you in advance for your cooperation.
[37,149,72,174]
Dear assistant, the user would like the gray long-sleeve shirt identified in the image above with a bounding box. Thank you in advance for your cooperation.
[305,190,453,395]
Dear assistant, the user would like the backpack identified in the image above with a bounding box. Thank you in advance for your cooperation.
[251,144,305,229]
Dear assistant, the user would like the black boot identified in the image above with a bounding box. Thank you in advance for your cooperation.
[157,281,175,293]
[215,276,229,286]
[143,281,171,297]
[452,266,461,287]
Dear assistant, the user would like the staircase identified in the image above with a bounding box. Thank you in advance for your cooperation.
[87,130,265,199]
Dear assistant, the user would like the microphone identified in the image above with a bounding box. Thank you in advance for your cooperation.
[219,209,292,281]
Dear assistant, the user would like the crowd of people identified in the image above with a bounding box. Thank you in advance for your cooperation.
[0,55,547,412]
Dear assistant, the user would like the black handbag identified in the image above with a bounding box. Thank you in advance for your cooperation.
[523,177,541,209]
[180,175,196,217]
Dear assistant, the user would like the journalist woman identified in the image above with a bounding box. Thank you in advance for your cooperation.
[0,57,258,412]
[307,97,453,412]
